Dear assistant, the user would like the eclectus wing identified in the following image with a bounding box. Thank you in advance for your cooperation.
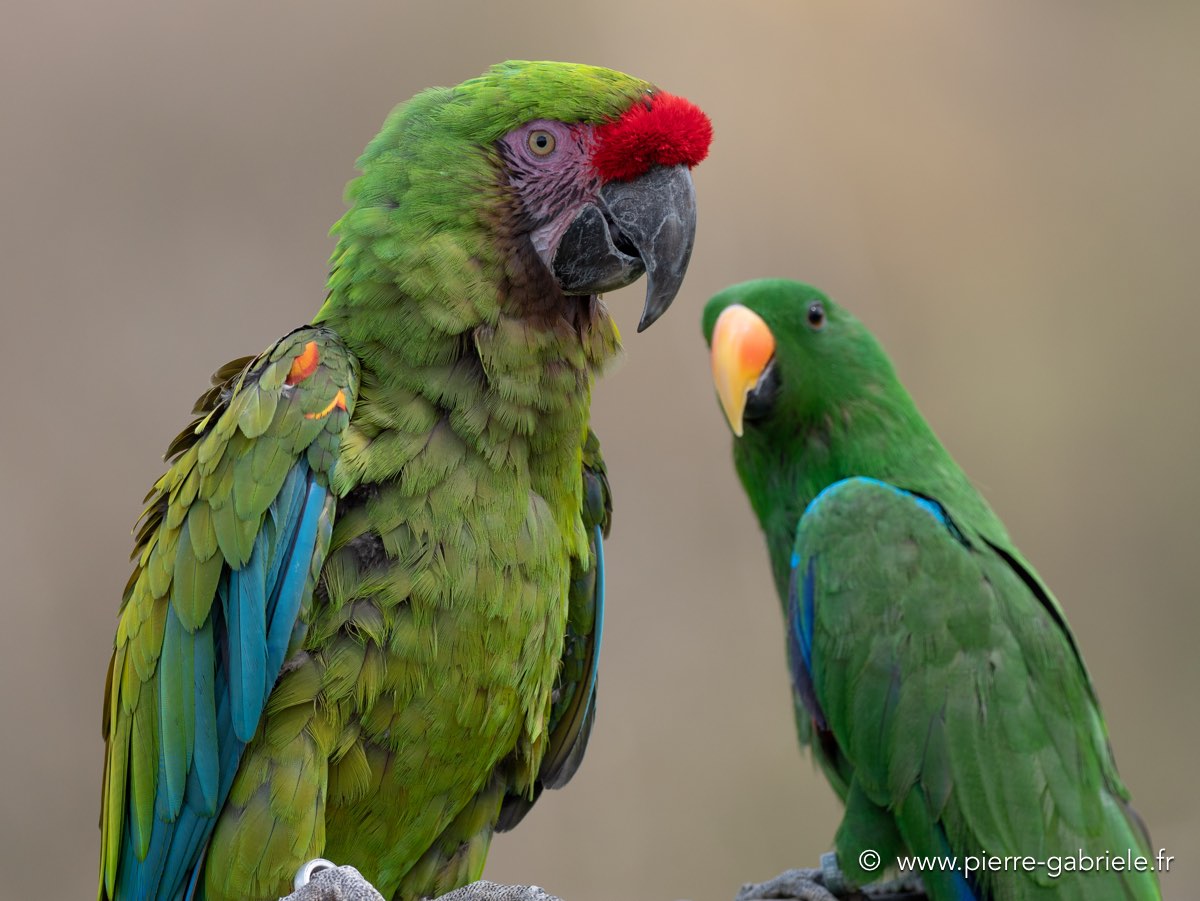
[788,477,1155,901]
[99,328,358,901]
[497,429,610,830]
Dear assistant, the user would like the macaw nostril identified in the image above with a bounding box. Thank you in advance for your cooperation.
[609,224,640,259]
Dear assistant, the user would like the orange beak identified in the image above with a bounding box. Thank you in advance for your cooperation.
[710,304,776,437]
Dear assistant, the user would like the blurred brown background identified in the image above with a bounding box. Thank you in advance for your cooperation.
[2,2,1196,899]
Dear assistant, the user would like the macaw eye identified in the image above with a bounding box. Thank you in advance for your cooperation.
[807,301,826,330]
[527,130,557,156]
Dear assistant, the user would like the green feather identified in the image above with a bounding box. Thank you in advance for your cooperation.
[237,381,279,439]
[172,519,223,630]
[186,501,219,562]
[129,675,158,857]
[703,279,1160,901]
[102,59,687,901]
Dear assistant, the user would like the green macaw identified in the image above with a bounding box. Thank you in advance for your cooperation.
[703,279,1159,901]
[99,61,712,901]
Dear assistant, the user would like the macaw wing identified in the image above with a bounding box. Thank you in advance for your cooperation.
[497,429,610,830]
[788,477,1154,901]
[100,328,358,900]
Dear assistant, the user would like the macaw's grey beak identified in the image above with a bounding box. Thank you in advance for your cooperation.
[553,165,697,332]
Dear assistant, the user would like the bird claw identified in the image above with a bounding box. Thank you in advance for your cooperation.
[735,867,840,901]
[859,873,925,899]
[285,859,385,901]
[733,857,925,901]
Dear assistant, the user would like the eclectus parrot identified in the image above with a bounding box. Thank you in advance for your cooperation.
[703,280,1159,901]
[99,61,711,901]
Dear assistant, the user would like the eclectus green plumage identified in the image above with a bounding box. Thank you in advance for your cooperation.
[100,61,711,901]
[703,280,1159,901]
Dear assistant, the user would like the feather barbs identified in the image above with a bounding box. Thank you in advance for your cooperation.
[591,91,712,182]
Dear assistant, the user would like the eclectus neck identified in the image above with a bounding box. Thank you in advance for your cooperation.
[733,383,973,605]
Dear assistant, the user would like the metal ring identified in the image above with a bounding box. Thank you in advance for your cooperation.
[293,858,338,892]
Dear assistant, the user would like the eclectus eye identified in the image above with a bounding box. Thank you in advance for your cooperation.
[806,301,826,330]
[527,130,556,156]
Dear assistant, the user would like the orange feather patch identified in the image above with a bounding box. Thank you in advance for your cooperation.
[286,342,321,385]
[305,389,347,421]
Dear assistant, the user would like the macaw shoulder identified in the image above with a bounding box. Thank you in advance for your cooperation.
[194,326,359,486]
[235,327,360,432]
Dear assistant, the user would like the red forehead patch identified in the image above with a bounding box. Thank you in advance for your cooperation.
[592,91,713,182]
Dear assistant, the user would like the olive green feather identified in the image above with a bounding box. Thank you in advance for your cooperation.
[100,60,670,901]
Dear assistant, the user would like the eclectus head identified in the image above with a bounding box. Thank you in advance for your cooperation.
[702,279,898,438]
[344,60,712,332]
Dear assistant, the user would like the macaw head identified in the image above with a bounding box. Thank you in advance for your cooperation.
[339,60,712,333]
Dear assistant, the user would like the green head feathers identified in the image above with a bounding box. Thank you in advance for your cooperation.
[323,60,711,342]
[703,277,996,595]
[337,60,652,261]
[704,278,900,440]
[363,61,654,160]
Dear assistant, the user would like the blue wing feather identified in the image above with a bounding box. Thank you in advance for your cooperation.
[935,826,981,901]
[263,464,307,613]
[116,459,328,901]
[182,846,206,901]
[227,531,268,743]
[159,607,191,817]
[190,617,218,816]
[265,479,325,675]
[786,554,825,730]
